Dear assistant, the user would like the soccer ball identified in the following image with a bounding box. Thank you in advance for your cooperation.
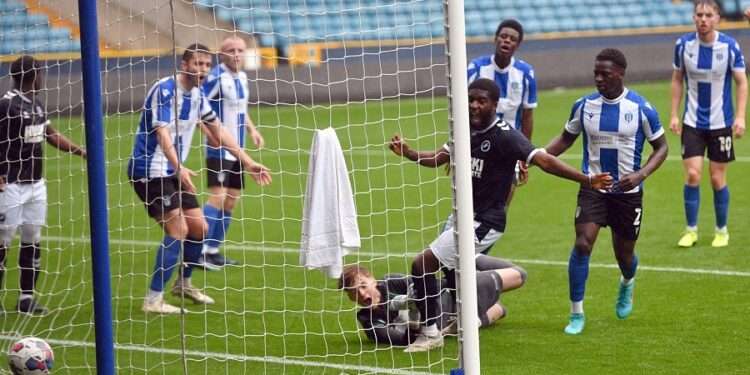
[7,337,54,375]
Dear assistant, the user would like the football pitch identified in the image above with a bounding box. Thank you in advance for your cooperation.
[0,80,748,374]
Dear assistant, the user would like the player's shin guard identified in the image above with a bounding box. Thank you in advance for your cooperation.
[413,272,441,327]
[19,243,41,297]
[618,254,638,281]
[181,238,203,279]
[202,204,222,254]
[568,248,590,304]
[684,185,700,228]
[150,236,181,292]
[713,186,729,229]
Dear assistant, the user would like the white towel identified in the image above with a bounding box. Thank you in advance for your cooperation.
[300,127,361,278]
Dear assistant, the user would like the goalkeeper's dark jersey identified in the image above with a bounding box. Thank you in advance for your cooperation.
[468,118,535,231]
[0,90,48,184]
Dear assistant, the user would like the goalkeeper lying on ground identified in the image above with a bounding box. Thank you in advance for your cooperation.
[339,254,526,346]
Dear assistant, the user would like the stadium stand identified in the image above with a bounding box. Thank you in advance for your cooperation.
[196,0,697,47]
[0,0,80,54]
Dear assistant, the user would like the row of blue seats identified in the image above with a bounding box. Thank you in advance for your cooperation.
[0,28,71,41]
[0,0,24,12]
[0,13,49,27]
[0,39,81,54]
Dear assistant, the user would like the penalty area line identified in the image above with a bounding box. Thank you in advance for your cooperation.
[0,335,438,375]
[44,236,750,277]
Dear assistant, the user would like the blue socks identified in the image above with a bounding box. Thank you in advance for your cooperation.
[684,185,700,228]
[568,248,590,303]
[713,186,729,229]
[203,204,233,252]
[618,254,639,280]
[150,236,181,292]
[181,239,203,279]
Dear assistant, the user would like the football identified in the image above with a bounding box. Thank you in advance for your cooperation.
[7,337,54,375]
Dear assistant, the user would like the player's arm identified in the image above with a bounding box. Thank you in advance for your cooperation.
[520,109,533,140]
[669,69,685,135]
[154,126,197,193]
[528,149,612,190]
[544,129,578,157]
[388,133,450,167]
[45,124,86,159]
[202,118,272,185]
[245,116,265,149]
[732,69,747,138]
[614,134,668,193]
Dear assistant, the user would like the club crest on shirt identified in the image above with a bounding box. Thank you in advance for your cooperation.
[716,53,723,61]
[510,82,521,93]
[624,113,634,123]
[480,140,491,152]
[585,111,594,120]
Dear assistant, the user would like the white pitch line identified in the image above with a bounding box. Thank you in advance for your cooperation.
[44,236,750,277]
[0,335,437,375]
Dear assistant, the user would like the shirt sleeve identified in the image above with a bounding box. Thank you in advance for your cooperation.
[202,73,221,100]
[640,101,665,141]
[673,38,684,70]
[523,68,538,109]
[498,127,536,163]
[153,85,173,128]
[467,61,478,83]
[564,98,585,135]
[731,41,746,72]
[199,94,218,123]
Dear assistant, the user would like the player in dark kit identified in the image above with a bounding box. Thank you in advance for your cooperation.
[389,78,613,351]
[0,56,87,315]
[339,255,527,346]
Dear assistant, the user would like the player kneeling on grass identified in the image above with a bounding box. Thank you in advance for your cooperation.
[127,43,271,314]
[339,254,526,346]
[390,78,613,352]
[0,56,87,315]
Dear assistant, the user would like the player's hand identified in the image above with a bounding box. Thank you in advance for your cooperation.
[388,134,411,158]
[588,172,613,191]
[0,176,5,192]
[245,161,272,186]
[79,149,87,160]
[733,118,746,138]
[516,161,529,186]
[744,7,750,20]
[611,171,644,193]
[669,116,682,135]
[250,128,265,149]
[178,167,197,193]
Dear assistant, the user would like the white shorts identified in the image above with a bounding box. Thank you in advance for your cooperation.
[429,215,503,270]
[0,180,47,228]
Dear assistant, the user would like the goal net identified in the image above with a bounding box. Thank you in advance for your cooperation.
[1,0,463,373]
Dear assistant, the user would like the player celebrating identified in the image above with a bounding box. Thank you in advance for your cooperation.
[127,43,271,314]
[0,56,87,315]
[389,78,612,351]
[545,49,668,335]
[197,36,264,270]
[670,0,746,248]
[339,254,527,346]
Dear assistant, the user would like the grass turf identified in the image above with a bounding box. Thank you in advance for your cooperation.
[0,80,747,374]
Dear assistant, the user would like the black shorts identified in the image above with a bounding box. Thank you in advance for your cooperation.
[206,158,245,189]
[575,187,643,241]
[681,126,735,162]
[131,176,200,219]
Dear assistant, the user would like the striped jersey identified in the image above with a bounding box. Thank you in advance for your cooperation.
[467,55,537,130]
[565,88,664,194]
[202,63,250,161]
[673,32,746,130]
[128,76,217,179]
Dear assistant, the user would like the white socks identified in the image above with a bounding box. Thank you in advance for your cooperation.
[571,301,583,314]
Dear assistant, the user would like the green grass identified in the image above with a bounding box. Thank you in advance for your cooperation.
[1,80,748,374]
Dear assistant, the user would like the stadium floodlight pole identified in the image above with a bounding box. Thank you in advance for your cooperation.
[445,0,481,374]
[77,0,116,374]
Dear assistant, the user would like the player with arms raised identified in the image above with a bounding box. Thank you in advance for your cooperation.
[545,49,668,335]
[670,0,746,248]
[128,43,271,314]
[197,36,265,270]
[389,78,612,351]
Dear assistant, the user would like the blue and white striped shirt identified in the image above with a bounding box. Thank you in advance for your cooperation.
[202,63,250,161]
[673,32,746,130]
[467,55,537,130]
[128,76,217,179]
[565,88,664,194]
